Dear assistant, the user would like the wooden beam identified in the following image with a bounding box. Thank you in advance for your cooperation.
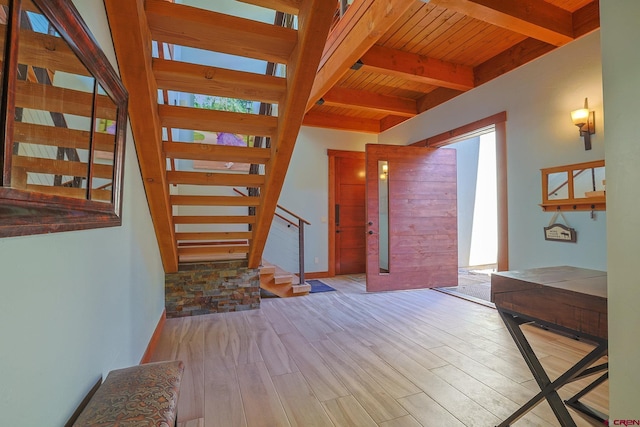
[573,0,600,39]
[163,142,270,164]
[235,0,301,15]
[153,59,286,105]
[145,0,296,64]
[322,86,417,117]
[178,245,250,256]
[303,110,380,133]
[104,0,178,272]
[0,25,89,76]
[15,81,117,119]
[380,115,410,132]
[12,155,113,179]
[416,88,464,113]
[249,0,336,267]
[430,0,573,46]
[159,105,278,138]
[24,184,111,202]
[306,0,417,111]
[359,45,475,91]
[14,122,115,152]
[473,38,554,86]
[170,195,261,206]
[166,171,264,187]
[176,231,253,241]
[173,215,256,224]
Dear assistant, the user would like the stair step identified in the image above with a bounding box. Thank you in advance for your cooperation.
[292,283,311,294]
[259,265,276,275]
[274,274,293,285]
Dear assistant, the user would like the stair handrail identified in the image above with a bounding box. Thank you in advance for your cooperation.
[233,188,310,284]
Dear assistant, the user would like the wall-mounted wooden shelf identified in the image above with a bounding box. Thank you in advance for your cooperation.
[540,160,605,212]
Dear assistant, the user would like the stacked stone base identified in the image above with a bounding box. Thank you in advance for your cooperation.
[165,260,260,318]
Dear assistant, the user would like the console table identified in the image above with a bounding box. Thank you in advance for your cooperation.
[491,266,608,427]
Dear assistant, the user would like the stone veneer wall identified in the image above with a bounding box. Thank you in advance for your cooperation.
[165,260,260,318]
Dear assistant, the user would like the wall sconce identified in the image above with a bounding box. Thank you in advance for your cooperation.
[570,98,595,150]
[379,163,388,180]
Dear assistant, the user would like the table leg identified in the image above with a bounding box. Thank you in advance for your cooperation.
[496,309,608,427]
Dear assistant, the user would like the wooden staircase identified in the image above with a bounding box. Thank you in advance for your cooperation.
[104,0,335,273]
[259,261,311,298]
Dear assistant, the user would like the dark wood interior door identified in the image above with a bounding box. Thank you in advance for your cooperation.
[335,154,366,275]
[365,144,458,292]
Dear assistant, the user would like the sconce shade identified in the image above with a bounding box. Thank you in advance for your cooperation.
[571,108,589,126]
[570,98,595,150]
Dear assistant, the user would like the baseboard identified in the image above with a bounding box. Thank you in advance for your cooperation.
[140,308,166,364]
[304,271,330,279]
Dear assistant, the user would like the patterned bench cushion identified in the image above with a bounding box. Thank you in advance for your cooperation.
[73,360,184,427]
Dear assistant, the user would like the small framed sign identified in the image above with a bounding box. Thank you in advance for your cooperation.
[544,223,577,242]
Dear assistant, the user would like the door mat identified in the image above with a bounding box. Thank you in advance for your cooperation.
[307,280,336,293]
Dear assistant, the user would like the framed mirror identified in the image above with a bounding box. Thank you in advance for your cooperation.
[0,0,128,237]
[540,160,605,211]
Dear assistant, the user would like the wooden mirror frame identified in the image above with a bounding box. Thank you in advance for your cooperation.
[0,0,128,237]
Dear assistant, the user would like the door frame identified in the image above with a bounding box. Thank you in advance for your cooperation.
[328,149,365,277]
[410,111,509,271]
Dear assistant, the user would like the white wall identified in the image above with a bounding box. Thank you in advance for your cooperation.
[380,31,607,271]
[265,127,376,273]
[600,1,640,419]
[0,2,165,425]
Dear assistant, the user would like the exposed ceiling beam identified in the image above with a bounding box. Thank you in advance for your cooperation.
[322,87,417,117]
[306,0,417,112]
[145,0,297,64]
[380,115,411,132]
[235,0,301,15]
[104,0,178,272]
[416,87,464,113]
[249,0,336,267]
[473,38,554,86]
[573,0,600,39]
[153,59,286,105]
[359,44,475,91]
[303,110,381,134]
[430,0,573,46]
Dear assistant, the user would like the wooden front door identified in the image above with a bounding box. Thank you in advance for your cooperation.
[333,152,366,275]
[365,144,458,292]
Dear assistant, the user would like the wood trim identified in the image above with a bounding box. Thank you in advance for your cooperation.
[495,120,508,271]
[304,271,331,279]
[411,112,509,271]
[140,308,166,364]
[327,149,365,277]
[411,111,507,147]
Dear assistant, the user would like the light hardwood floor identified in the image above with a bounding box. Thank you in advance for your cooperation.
[150,276,608,427]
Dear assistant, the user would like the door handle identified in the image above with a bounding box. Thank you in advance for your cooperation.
[335,204,340,226]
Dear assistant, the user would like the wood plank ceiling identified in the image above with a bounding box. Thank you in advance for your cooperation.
[304,0,600,133]
[102,0,598,274]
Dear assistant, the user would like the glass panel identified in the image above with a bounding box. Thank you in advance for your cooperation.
[378,160,389,274]
[11,0,95,200]
[594,166,606,192]
[573,169,591,199]
[91,84,117,203]
[547,171,568,200]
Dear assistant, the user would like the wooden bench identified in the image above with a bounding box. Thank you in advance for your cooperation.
[71,360,184,427]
